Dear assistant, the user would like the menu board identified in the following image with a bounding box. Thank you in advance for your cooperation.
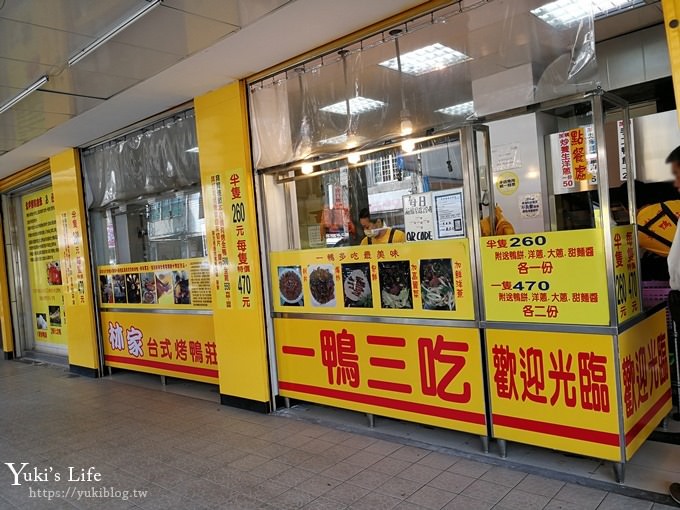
[98,257,211,310]
[271,239,475,320]
[22,187,66,345]
[481,229,609,325]
[553,127,598,194]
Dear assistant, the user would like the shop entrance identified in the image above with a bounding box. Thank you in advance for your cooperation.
[2,177,68,360]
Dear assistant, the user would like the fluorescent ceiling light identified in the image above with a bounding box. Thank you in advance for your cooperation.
[186,147,199,153]
[531,0,645,28]
[379,43,472,76]
[0,76,49,115]
[436,101,475,116]
[68,0,162,67]
[320,97,385,115]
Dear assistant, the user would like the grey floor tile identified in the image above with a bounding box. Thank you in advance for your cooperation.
[390,447,431,464]
[515,475,565,499]
[443,495,495,510]
[596,493,653,510]
[303,496,348,510]
[428,471,477,494]
[344,451,385,469]
[273,488,318,509]
[406,485,456,509]
[347,469,393,490]
[552,484,606,509]
[651,503,680,510]
[398,464,442,485]
[376,476,425,500]
[446,459,492,479]
[296,475,342,497]
[350,491,402,510]
[371,457,412,477]
[480,467,527,488]
[460,479,511,505]
[322,462,366,482]
[417,453,459,471]
[543,500,591,510]
[496,488,550,510]
[324,483,371,505]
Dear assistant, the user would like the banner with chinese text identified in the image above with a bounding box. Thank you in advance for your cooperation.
[481,229,609,325]
[612,225,641,323]
[486,328,620,460]
[619,308,671,459]
[271,239,475,321]
[98,258,211,310]
[275,318,486,435]
[22,186,67,346]
[102,311,217,384]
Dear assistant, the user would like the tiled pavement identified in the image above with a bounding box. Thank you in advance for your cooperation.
[0,360,677,510]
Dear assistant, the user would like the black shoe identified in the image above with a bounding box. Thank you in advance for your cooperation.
[670,482,680,505]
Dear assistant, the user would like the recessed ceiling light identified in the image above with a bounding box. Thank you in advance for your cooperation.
[436,101,475,116]
[320,97,386,115]
[531,0,645,28]
[379,43,472,76]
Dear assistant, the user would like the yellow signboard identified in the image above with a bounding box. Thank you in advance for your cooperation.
[98,258,211,310]
[486,328,620,461]
[612,225,641,323]
[275,318,486,435]
[271,239,475,321]
[22,187,67,346]
[102,311,217,384]
[481,229,609,325]
[619,308,672,460]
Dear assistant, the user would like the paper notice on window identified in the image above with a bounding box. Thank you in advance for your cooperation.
[433,189,465,240]
[403,192,434,242]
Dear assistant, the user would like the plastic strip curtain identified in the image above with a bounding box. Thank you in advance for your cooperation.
[249,0,597,170]
[82,110,200,209]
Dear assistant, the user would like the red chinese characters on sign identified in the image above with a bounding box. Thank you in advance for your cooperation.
[559,132,574,189]
[229,171,253,310]
[622,332,669,418]
[492,344,610,413]
[282,328,473,404]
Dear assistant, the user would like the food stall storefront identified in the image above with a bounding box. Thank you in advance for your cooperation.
[247,0,671,482]
[80,108,219,385]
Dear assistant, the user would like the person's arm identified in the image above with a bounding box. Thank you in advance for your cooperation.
[392,229,406,243]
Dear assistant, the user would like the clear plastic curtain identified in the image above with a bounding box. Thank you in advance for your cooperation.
[249,0,598,170]
[82,110,200,209]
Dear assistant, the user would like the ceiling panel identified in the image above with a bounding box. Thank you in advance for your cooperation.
[0,58,55,90]
[12,90,102,115]
[0,110,73,142]
[112,6,238,57]
[0,0,144,37]
[64,42,183,80]
[163,0,291,27]
[43,68,140,99]
[0,18,93,66]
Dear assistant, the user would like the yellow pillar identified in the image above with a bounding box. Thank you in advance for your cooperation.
[663,0,680,126]
[50,149,100,375]
[194,82,271,410]
[0,221,14,358]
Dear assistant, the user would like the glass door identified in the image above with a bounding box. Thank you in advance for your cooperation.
[3,179,68,359]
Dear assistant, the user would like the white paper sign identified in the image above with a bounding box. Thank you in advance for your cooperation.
[403,192,434,242]
[491,143,522,172]
[519,193,542,219]
[433,189,465,239]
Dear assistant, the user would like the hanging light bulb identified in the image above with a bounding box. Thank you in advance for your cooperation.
[348,152,361,165]
[400,115,413,136]
[301,163,314,175]
[401,139,416,153]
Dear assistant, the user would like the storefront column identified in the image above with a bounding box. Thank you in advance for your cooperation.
[195,82,271,411]
[663,0,680,125]
[50,149,99,376]
[0,222,14,359]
